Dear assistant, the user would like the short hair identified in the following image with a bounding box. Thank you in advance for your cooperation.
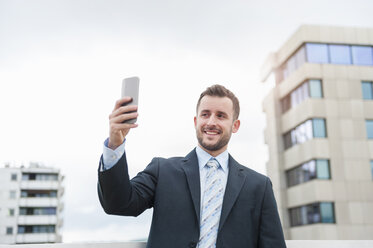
[196,84,240,120]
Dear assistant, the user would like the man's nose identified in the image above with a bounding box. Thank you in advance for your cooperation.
[207,115,217,125]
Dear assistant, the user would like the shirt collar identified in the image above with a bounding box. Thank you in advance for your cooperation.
[195,146,229,172]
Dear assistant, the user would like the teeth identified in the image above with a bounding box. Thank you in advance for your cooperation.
[206,131,218,135]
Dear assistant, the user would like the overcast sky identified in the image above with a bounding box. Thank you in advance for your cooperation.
[1,0,373,243]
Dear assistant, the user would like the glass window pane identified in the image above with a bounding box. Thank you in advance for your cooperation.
[362,81,373,100]
[371,161,373,180]
[20,208,26,215]
[305,120,313,140]
[308,160,317,179]
[301,82,309,101]
[18,226,25,234]
[296,166,303,184]
[287,56,297,75]
[316,160,330,179]
[306,43,329,63]
[320,202,335,223]
[366,120,373,139]
[6,227,13,235]
[301,206,308,225]
[309,80,323,98]
[352,46,373,65]
[297,122,307,144]
[329,44,351,64]
[295,46,307,68]
[307,203,320,224]
[313,118,326,138]
[301,163,309,182]
[11,174,17,181]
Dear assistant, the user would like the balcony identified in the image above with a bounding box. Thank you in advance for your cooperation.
[15,233,61,244]
[0,241,373,248]
[19,198,59,207]
[20,180,60,190]
[18,215,58,225]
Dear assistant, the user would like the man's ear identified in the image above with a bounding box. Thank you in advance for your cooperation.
[232,119,240,133]
[194,116,197,128]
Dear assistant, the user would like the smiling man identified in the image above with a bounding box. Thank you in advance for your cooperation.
[98,84,286,248]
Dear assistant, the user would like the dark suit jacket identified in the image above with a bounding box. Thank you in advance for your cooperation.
[98,149,286,248]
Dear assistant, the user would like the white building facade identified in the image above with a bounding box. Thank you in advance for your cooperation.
[0,163,64,244]
[262,25,373,239]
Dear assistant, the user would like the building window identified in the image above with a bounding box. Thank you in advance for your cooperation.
[18,225,55,234]
[278,43,373,83]
[20,190,57,198]
[306,43,329,64]
[19,207,57,216]
[287,159,331,187]
[282,46,307,80]
[289,202,335,227]
[370,161,373,180]
[9,208,15,216]
[362,81,373,100]
[11,173,17,181]
[329,44,351,64]
[283,118,327,150]
[313,118,327,137]
[366,120,373,139]
[352,46,373,65]
[282,79,323,113]
[22,173,58,181]
[9,190,16,199]
[6,227,13,235]
[309,79,323,98]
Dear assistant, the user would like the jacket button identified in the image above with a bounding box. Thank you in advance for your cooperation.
[189,242,197,248]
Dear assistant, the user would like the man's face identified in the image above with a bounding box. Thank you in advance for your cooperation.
[194,95,240,157]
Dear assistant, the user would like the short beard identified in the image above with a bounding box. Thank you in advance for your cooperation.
[196,129,231,152]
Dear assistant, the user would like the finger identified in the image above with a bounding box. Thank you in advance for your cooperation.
[113,97,133,111]
[110,122,138,133]
[109,105,138,119]
[110,112,139,124]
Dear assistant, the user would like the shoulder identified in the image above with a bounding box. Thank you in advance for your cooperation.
[148,156,187,170]
[151,149,197,166]
[152,156,185,164]
[229,155,271,184]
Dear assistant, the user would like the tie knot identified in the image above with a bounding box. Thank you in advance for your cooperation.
[206,159,219,169]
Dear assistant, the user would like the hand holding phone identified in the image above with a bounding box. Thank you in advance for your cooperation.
[108,77,140,150]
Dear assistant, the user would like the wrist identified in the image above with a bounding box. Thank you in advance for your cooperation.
[108,139,120,150]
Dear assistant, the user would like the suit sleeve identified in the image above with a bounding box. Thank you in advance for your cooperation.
[97,152,159,217]
[258,178,287,248]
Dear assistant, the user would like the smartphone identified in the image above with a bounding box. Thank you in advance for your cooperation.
[121,76,140,124]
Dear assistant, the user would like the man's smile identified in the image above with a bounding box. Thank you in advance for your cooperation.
[203,128,222,136]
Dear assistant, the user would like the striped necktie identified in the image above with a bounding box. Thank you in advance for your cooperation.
[198,158,224,248]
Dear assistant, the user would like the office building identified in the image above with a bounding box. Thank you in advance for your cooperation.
[0,163,64,244]
[261,25,373,239]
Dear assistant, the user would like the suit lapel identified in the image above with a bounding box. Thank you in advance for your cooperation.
[219,155,246,232]
[181,149,201,224]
